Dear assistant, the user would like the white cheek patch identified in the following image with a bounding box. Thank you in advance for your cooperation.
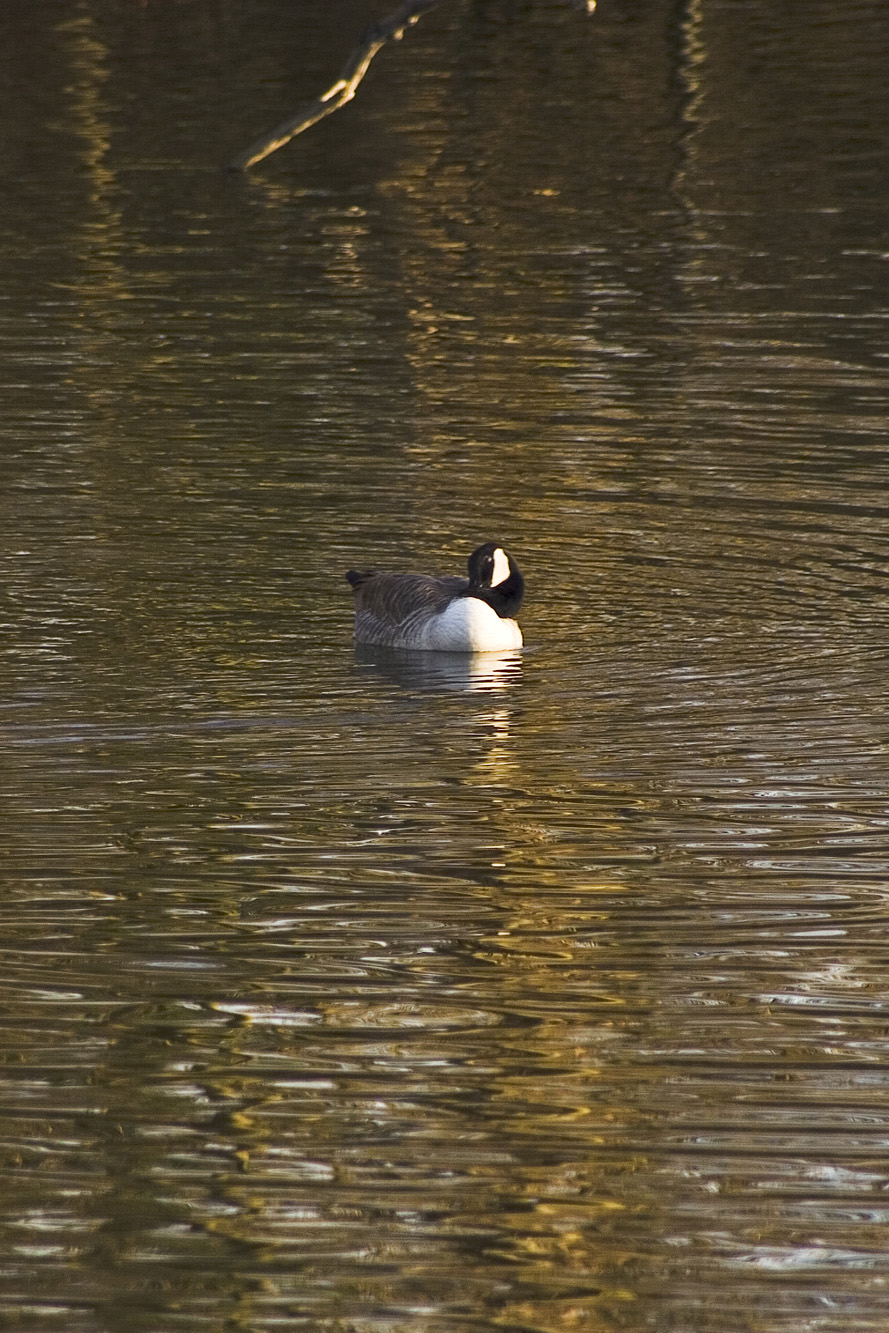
[491,547,511,586]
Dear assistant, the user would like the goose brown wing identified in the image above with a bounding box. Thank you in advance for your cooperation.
[352,572,468,627]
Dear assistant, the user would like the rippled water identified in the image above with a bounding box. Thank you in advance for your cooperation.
[3,0,889,1329]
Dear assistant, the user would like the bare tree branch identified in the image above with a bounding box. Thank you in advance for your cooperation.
[226,0,450,172]
[225,0,596,173]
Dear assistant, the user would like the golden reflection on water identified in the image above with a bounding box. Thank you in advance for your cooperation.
[3,0,889,1330]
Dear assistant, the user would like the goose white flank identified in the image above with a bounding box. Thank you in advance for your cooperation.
[345,542,524,652]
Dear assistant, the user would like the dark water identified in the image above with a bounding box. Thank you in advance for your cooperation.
[3,1,889,1329]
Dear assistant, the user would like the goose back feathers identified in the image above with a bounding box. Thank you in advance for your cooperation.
[346,542,524,652]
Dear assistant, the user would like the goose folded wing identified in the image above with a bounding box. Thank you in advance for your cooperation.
[355,572,468,626]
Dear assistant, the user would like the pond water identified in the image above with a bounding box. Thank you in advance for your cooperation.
[3,1,889,1329]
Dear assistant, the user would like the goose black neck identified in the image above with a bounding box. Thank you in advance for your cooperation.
[472,566,524,619]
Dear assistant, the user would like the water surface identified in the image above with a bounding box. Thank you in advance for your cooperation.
[3,1,889,1329]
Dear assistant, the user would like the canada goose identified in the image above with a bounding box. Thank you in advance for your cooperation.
[345,542,524,652]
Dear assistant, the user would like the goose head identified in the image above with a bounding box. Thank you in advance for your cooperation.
[466,542,524,619]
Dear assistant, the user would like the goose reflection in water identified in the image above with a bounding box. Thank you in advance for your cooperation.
[353,643,523,694]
